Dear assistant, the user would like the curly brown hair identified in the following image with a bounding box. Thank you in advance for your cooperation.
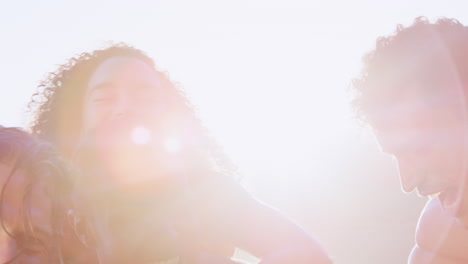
[0,126,73,263]
[352,17,468,126]
[28,43,242,263]
[28,42,237,178]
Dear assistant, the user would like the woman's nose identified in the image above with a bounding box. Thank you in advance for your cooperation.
[110,96,133,120]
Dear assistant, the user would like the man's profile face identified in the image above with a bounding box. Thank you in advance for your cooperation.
[370,88,468,219]
[0,163,53,263]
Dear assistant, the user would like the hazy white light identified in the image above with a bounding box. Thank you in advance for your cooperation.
[164,138,181,153]
[131,126,152,145]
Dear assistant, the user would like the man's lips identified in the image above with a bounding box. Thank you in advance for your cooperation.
[417,188,443,197]
[438,188,460,210]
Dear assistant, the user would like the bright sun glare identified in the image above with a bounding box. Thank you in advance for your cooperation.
[164,138,181,153]
[131,126,181,154]
[131,126,152,145]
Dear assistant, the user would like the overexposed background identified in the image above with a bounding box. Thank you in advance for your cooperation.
[2,1,465,262]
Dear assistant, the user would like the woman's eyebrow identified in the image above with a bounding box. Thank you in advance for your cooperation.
[89,82,114,93]
[86,82,115,101]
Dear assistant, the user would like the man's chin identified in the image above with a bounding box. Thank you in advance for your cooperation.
[439,188,468,227]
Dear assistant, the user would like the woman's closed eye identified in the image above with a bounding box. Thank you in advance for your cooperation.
[89,85,115,104]
[92,94,114,104]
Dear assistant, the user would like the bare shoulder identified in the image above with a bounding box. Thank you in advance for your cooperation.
[191,176,331,263]
[412,198,468,262]
[409,245,467,264]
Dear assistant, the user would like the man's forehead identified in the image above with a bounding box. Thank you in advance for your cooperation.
[370,89,465,127]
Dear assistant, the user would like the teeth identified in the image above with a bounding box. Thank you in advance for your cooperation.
[455,218,464,227]
[441,194,458,209]
[429,192,441,198]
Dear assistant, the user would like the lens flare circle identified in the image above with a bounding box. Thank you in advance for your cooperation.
[131,126,152,145]
[164,138,181,153]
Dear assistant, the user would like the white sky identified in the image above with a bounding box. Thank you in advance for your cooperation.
[1,0,467,263]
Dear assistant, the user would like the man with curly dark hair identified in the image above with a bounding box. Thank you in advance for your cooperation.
[28,43,332,263]
[0,126,89,263]
[353,17,468,263]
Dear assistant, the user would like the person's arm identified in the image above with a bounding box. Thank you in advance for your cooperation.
[409,245,466,264]
[193,176,332,264]
[237,199,331,264]
[410,198,468,263]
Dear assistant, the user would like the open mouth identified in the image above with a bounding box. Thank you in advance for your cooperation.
[417,188,444,198]
[438,189,459,210]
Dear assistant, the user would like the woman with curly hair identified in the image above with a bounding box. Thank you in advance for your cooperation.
[28,43,331,263]
[0,126,94,263]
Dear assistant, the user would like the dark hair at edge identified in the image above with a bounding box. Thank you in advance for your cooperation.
[351,16,468,125]
[0,126,73,263]
[28,42,238,179]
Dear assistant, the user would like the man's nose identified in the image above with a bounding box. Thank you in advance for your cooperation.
[396,160,421,193]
